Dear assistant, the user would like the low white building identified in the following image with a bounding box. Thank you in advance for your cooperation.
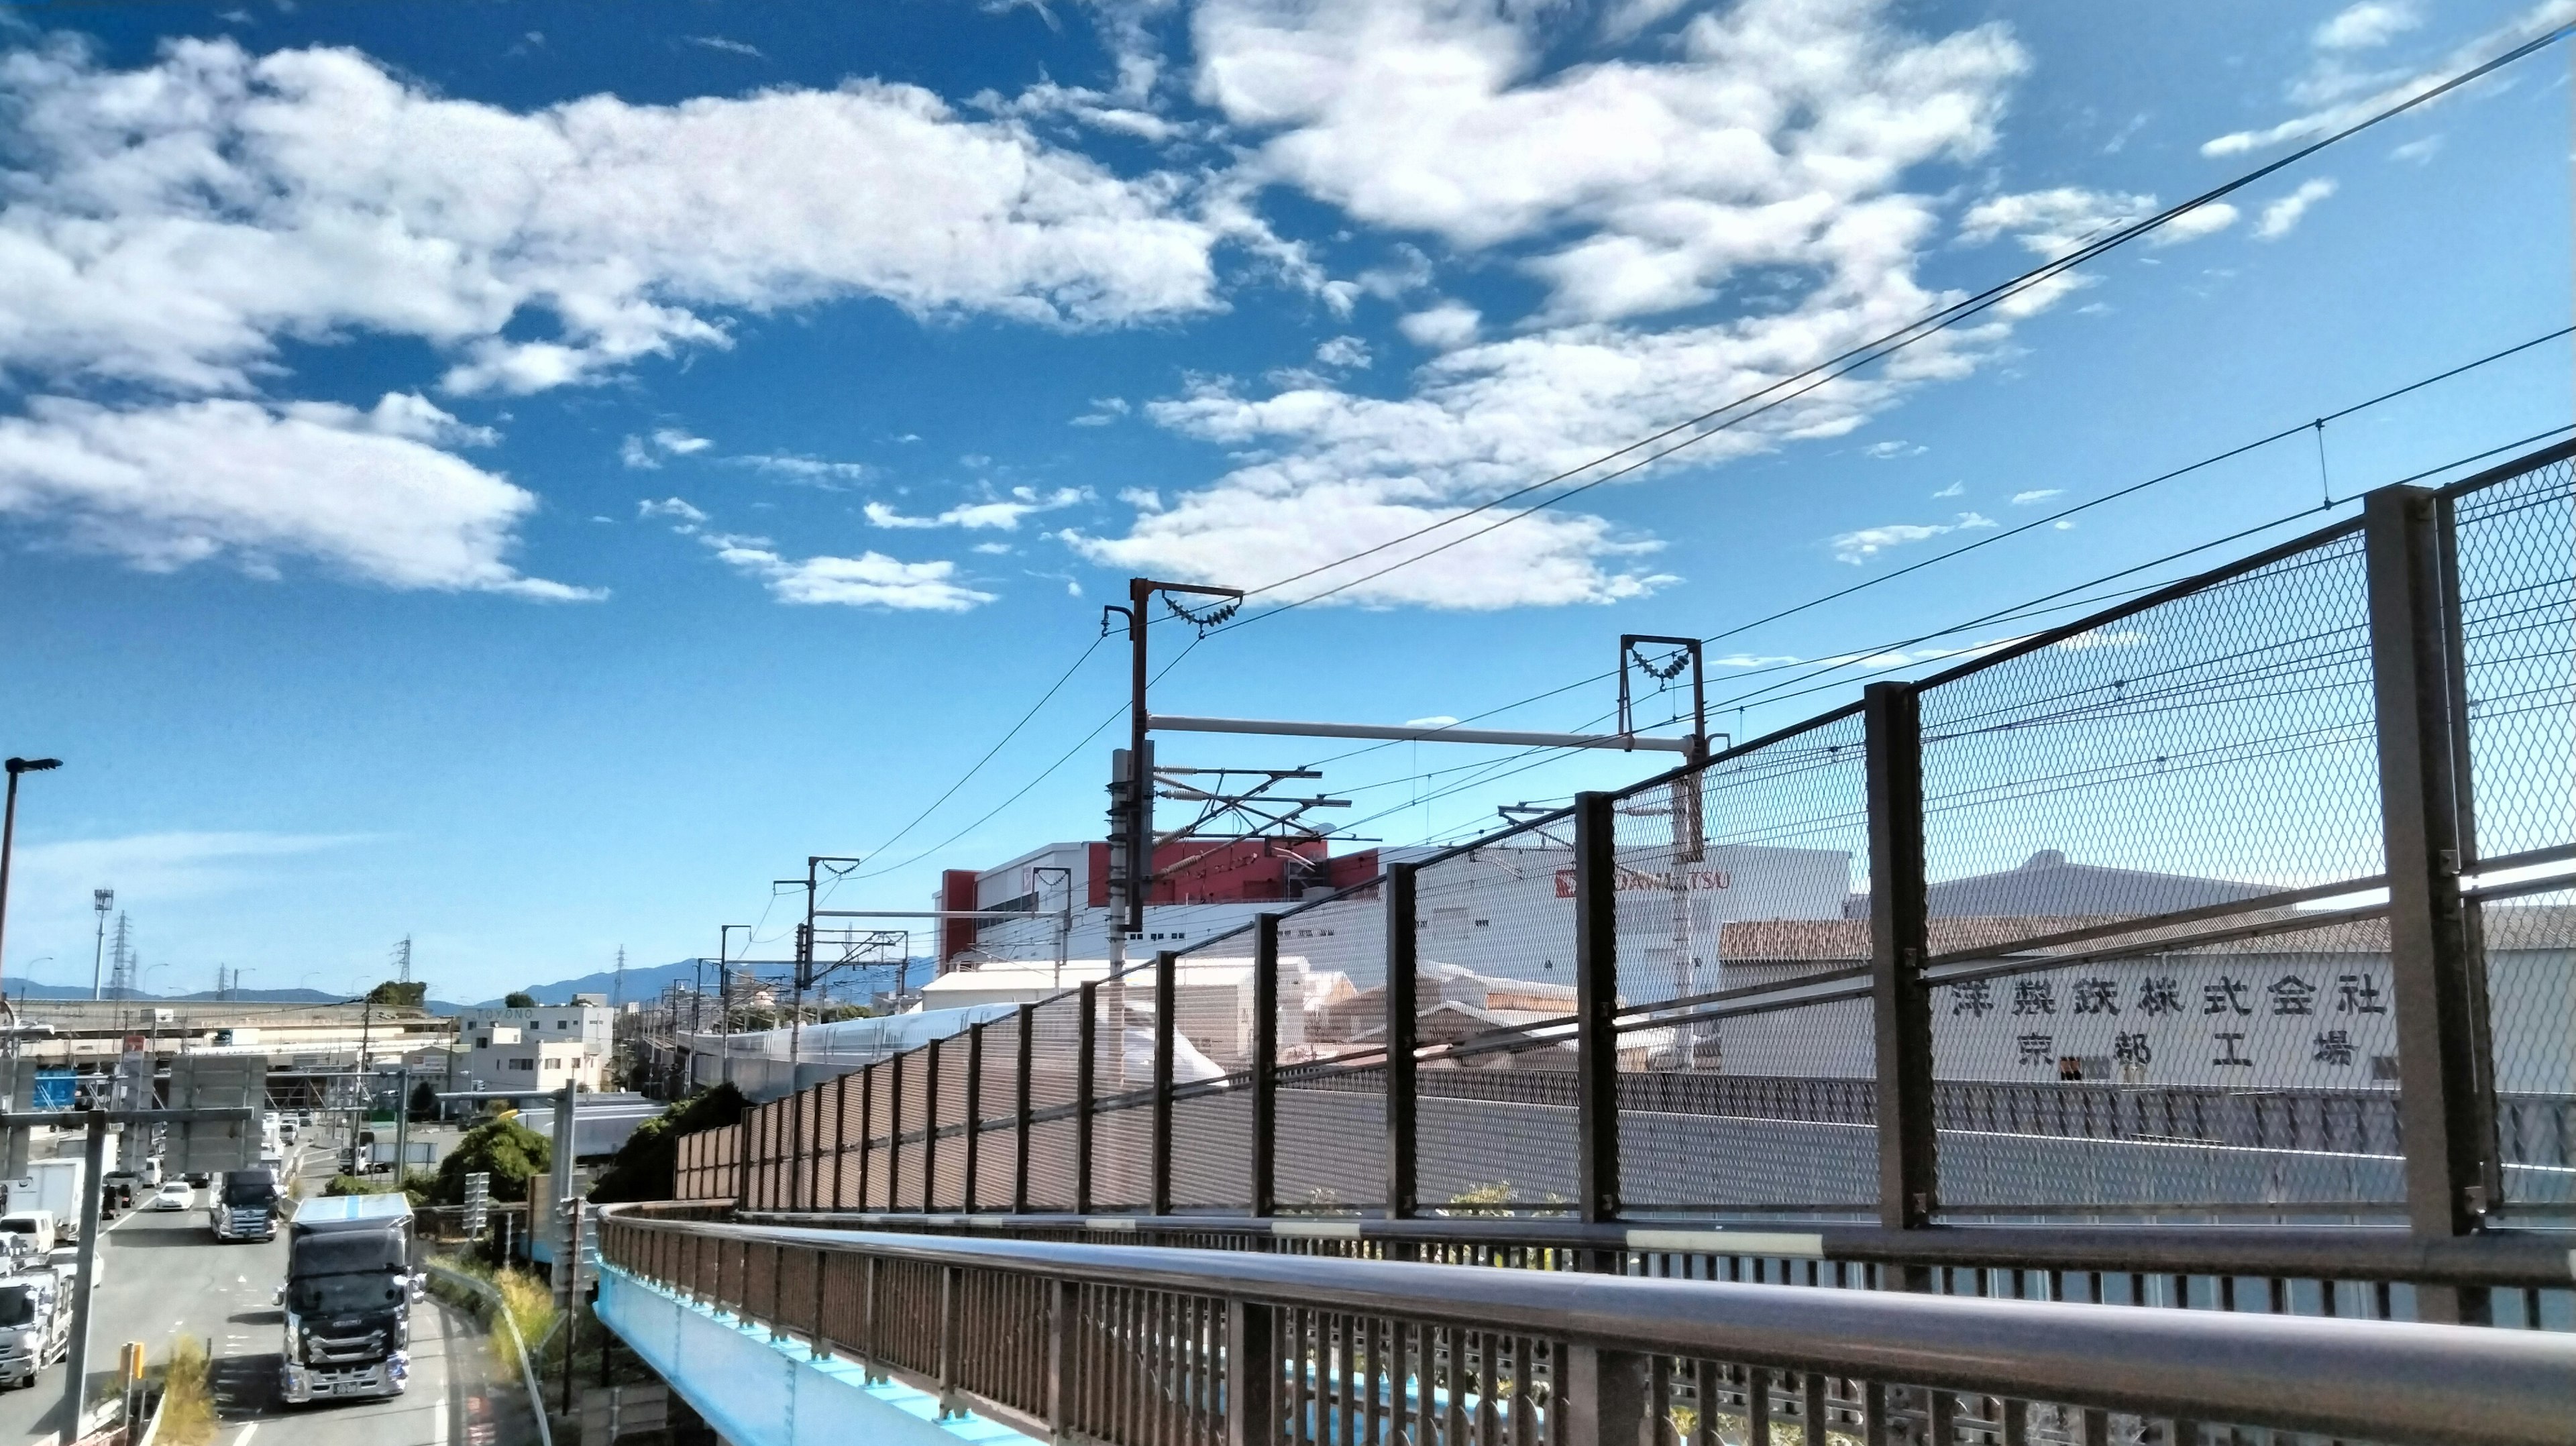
[456,995,615,1062]
[449,1023,604,1093]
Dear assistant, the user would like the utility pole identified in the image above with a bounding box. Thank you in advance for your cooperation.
[0,757,63,1012]
[1102,579,1243,943]
[89,889,111,1005]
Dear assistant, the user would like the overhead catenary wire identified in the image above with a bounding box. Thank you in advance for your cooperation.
[1163,28,2571,633]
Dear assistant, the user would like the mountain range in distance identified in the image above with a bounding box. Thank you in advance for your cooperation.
[6,954,923,1014]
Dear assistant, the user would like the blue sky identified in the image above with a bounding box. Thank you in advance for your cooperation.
[0,0,2566,1003]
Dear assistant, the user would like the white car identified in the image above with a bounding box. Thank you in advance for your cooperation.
[146,1181,195,1212]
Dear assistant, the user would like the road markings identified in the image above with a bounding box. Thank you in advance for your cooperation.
[233,1423,258,1446]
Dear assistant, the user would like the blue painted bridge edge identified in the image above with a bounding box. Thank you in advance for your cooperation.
[593,1266,1035,1446]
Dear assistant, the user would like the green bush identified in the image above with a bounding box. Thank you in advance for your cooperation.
[431,1116,551,1206]
[588,1082,747,1203]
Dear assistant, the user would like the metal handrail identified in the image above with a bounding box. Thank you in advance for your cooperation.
[602,1207,2576,1446]
[425,1262,555,1446]
[728,1206,2576,1288]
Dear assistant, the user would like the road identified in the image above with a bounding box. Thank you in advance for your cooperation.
[0,1170,517,1446]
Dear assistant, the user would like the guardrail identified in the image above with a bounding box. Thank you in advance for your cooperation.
[600,1206,2576,1446]
[735,1208,2576,1329]
[423,1262,555,1446]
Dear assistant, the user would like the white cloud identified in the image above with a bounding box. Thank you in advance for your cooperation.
[1397,302,1481,350]
[1072,397,1131,427]
[2254,178,2338,239]
[2204,1,2576,157]
[1863,440,1923,459]
[1074,0,2045,609]
[1827,510,1993,563]
[0,392,590,597]
[2390,135,2443,163]
[0,38,1230,398]
[638,496,706,523]
[1930,481,1963,498]
[1314,335,1371,369]
[2008,488,2061,504]
[865,486,1087,531]
[2055,627,2146,650]
[1961,187,2235,260]
[5,830,370,946]
[1196,0,2025,324]
[686,35,765,58]
[2314,2,2420,51]
[724,453,871,483]
[706,535,996,610]
[621,429,711,469]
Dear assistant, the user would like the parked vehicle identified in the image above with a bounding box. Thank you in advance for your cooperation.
[4,1161,88,1239]
[0,1212,56,1260]
[278,1194,418,1404]
[211,1170,280,1243]
[0,1268,68,1390]
[44,1246,94,1291]
[148,1180,195,1212]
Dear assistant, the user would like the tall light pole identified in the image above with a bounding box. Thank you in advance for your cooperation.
[90,888,111,1002]
[0,757,64,1009]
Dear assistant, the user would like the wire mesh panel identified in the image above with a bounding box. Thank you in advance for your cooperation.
[2449,455,2576,1215]
[1611,709,1878,1216]
[1171,929,1260,1212]
[863,1060,896,1211]
[1915,524,2396,1216]
[932,1037,971,1210]
[1025,991,1085,1209]
[974,1015,1022,1211]
[1091,958,1156,1211]
[1411,813,1582,1213]
[894,1047,930,1209]
[1276,883,1389,1213]
[830,1073,864,1209]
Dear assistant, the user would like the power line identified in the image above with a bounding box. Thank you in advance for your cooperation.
[1282,325,2570,776]
[1167,26,2570,628]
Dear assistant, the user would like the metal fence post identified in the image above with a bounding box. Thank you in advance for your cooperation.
[1573,793,1621,1226]
[1046,1277,1071,1443]
[963,1021,985,1213]
[1152,948,1178,1217]
[1252,913,1281,1219]
[1385,862,1420,1221]
[886,1054,906,1215]
[1560,1342,1650,1446]
[1865,682,1938,1265]
[831,1072,849,1211]
[936,1264,959,1412]
[922,1038,943,1213]
[857,1066,874,1211]
[1015,1002,1036,1215]
[863,1254,882,1381]
[2364,484,2498,1325]
[1077,981,1099,1215]
[1226,1298,1274,1446]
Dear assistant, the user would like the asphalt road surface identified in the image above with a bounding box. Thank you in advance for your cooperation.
[0,1170,511,1446]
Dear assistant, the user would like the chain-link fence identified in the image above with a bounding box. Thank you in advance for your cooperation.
[673,440,2575,1238]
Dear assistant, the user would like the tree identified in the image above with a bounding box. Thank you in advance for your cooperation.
[407,1080,439,1120]
[587,1082,748,1204]
[502,991,538,1009]
[433,1115,551,1206]
[366,980,427,1007]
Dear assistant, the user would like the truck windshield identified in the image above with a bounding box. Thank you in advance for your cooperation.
[288,1274,405,1316]
[222,1179,276,1207]
[0,1286,32,1327]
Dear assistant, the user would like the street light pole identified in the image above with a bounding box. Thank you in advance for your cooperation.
[90,889,111,1005]
[0,757,64,1010]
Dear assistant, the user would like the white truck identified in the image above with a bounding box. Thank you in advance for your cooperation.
[0,1266,68,1390]
[3,1162,88,1242]
[0,1212,56,1260]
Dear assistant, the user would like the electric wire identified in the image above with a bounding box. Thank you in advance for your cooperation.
[1164,27,2571,632]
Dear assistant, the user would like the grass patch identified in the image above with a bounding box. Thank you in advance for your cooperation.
[154,1337,218,1446]
[431,1256,559,1379]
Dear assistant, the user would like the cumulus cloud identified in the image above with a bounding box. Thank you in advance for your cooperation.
[2008,488,2061,504]
[0,392,590,596]
[1314,335,1371,369]
[1071,397,1131,427]
[1960,187,2235,259]
[2204,0,2575,157]
[2254,178,2338,239]
[1827,510,1994,564]
[1863,440,1923,458]
[2314,2,2420,51]
[706,536,996,610]
[621,428,712,469]
[1397,302,1481,350]
[865,486,1087,531]
[638,496,707,523]
[0,37,1229,398]
[1083,0,2046,608]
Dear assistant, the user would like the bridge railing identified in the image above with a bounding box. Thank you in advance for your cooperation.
[598,1206,2576,1446]
[672,439,2576,1325]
